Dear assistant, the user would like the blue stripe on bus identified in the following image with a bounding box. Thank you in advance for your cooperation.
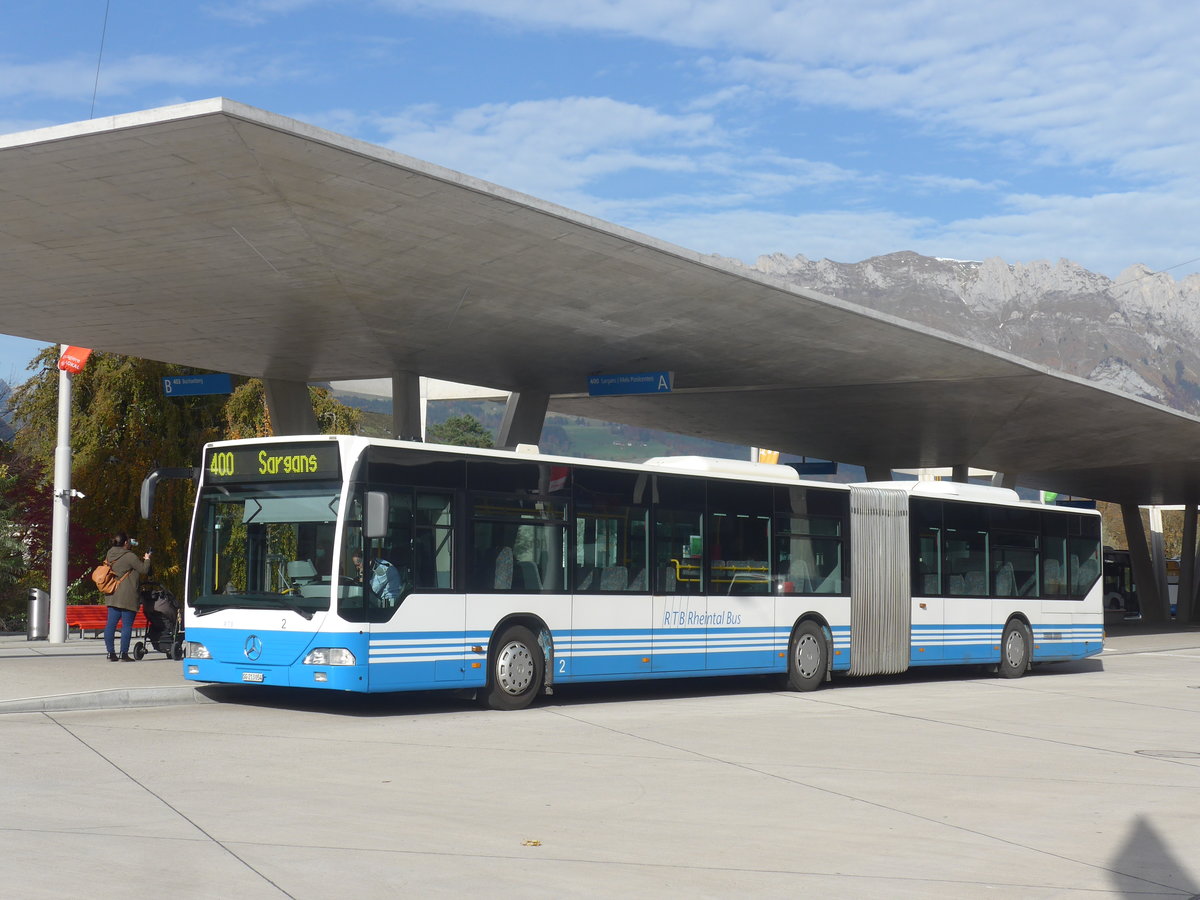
[185,621,1100,691]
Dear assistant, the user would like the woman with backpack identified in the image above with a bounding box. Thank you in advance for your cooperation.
[103,532,152,662]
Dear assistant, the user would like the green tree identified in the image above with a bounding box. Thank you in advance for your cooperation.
[428,414,494,448]
[9,349,231,599]
[222,379,362,438]
[5,352,361,602]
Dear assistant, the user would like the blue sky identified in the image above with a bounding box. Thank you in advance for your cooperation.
[2,0,1199,382]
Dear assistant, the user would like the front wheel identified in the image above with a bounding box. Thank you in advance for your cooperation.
[998,619,1032,678]
[482,625,544,710]
[133,642,146,661]
[786,620,828,691]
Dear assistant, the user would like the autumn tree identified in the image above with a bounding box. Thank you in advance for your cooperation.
[223,380,362,439]
[8,348,231,600]
[427,414,494,448]
[6,352,361,602]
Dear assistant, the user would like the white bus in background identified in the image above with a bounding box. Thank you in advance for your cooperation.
[172,436,1103,709]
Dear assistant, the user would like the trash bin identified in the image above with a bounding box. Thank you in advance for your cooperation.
[27,588,49,641]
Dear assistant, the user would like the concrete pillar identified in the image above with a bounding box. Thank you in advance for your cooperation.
[496,390,549,449]
[1147,506,1170,620]
[1193,530,1200,624]
[951,464,969,483]
[263,379,318,435]
[1122,503,1165,624]
[990,472,1018,489]
[1178,504,1197,624]
[391,372,423,441]
[864,466,893,482]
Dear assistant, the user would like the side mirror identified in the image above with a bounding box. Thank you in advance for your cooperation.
[365,491,389,539]
[140,467,199,519]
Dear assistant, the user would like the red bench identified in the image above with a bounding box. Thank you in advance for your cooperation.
[65,604,148,639]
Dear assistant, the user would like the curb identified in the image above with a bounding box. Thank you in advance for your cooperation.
[0,685,215,714]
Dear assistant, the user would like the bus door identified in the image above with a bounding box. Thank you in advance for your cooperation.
[911,498,946,662]
[706,503,774,670]
[569,470,652,678]
[652,504,707,672]
[349,490,467,691]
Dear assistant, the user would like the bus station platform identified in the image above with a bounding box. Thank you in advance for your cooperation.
[3,626,1200,898]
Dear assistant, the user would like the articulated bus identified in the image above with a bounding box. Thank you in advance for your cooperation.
[178,435,1103,709]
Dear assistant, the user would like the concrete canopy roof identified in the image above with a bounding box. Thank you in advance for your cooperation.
[1,98,1197,506]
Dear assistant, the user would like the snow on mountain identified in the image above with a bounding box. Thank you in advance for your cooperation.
[726,251,1200,416]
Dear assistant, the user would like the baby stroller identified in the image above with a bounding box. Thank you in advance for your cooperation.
[132,582,183,660]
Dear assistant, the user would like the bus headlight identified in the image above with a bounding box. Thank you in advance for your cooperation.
[303,648,356,666]
[184,641,212,659]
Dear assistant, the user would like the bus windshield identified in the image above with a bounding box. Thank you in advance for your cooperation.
[187,482,342,616]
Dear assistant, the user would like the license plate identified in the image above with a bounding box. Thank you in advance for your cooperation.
[242,672,264,683]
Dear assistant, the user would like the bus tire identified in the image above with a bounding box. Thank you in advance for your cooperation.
[483,625,544,710]
[998,619,1032,679]
[786,620,828,692]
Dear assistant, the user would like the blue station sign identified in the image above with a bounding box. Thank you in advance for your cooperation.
[587,371,673,397]
[162,373,233,397]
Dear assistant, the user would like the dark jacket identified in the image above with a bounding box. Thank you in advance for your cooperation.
[105,546,151,612]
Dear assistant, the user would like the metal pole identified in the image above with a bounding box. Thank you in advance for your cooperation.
[48,348,72,644]
[1147,506,1170,620]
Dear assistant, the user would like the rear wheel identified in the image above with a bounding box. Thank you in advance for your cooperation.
[998,619,1032,678]
[482,625,544,710]
[786,620,828,691]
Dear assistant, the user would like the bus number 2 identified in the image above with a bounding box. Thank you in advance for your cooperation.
[558,658,566,674]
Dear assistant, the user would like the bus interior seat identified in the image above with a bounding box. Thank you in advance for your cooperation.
[1073,555,1098,592]
[575,567,596,591]
[599,565,628,591]
[660,566,677,593]
[994,562,1016,596]
[492,547,514,590]
[964,571,987,596]
[1044,558,1063,593]
[286,560,319,584]
[628,567,647,591]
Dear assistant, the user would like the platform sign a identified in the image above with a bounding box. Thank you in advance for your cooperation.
[162,373,233,397]
[587,371,673,396]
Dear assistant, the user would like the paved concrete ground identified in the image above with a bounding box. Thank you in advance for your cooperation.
[2,628,1199,899]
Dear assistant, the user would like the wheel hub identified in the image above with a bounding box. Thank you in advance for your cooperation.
[497,641,534,694]
[795,634,820,678]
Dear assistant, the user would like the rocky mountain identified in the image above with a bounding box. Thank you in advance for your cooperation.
[731,251,1200,416]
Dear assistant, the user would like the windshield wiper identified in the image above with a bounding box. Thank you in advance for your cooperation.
[192,594,317,619]
[253,596,317,620]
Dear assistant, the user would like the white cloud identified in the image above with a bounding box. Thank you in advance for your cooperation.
[0,53,265,101]
[372,0,1200,182]
[376,97,719,196]
[367,96,865,222]
[202,0,324,26]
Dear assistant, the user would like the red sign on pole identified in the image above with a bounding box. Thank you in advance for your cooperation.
[57,347,92,374]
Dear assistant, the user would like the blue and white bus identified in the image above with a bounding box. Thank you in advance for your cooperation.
[178,435,1103,709]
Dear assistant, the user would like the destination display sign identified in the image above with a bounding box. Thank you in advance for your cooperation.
[587,371,673,396]
[205,443,342,484]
